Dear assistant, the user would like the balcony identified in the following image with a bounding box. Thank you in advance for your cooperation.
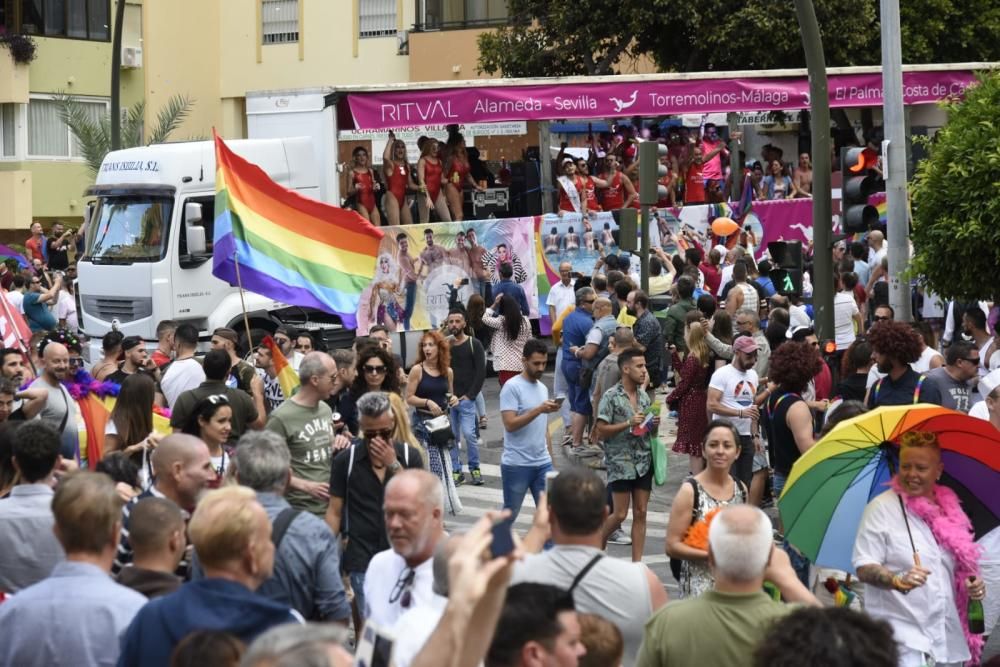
[413,0,511,31]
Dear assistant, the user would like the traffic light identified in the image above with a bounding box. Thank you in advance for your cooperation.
[767,240,803,297]
[841,147,880,234]
[639,141,669,206]
[612,208,638,252]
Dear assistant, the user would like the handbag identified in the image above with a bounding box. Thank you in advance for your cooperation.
[423,413,454,448]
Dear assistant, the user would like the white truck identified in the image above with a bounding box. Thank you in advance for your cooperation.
[77,137,350,362]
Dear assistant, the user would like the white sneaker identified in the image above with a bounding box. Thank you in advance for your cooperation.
[607,529,632,545]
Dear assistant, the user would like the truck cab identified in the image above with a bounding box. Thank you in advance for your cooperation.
[78,137,343,361]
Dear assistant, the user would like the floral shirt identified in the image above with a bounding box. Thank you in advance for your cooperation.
[597,382,652,484]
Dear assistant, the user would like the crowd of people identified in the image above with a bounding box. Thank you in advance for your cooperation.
[0,211,998,667]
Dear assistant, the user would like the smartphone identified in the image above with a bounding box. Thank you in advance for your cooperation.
[490,517,516,558]
[553,396,566,406]
[355,621,395,667]
[459,278,470,286]
[545,470,560,497]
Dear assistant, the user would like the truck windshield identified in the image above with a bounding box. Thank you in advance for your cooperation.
[86,196,173,264]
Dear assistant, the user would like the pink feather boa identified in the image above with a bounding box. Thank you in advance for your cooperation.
[890,476,984,664]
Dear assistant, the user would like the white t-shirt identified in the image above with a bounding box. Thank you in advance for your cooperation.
[833,291,859,350]
[716,264,734,297]
[56,290,78,331]
[545,280,577,320]
[363,549,436,629]
[969,400,990,421]
[6,290,24,313]
[160,357,206,408]
[708,363,758,435]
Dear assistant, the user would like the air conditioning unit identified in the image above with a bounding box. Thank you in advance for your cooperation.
[121,46,143,69]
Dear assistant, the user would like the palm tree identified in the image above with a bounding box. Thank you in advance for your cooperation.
[55,94,196,176]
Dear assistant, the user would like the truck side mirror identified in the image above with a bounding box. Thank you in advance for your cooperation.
[185,202,206,255]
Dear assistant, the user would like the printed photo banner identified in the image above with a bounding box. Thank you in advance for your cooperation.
[357,217,539,334]
[534,199,820,332]
[348,70,977,129]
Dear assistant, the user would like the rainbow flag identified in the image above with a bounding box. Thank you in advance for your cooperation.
[212,132,383,328]
[262,335,300,398]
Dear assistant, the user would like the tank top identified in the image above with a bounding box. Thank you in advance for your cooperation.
[514,545,652,666]
[423,158,443,200]
[582,176,601,211]
[387,162,409,206]
[764,392,805,475]
[736,282,759,316]
[558,176,584,213]
[656,173,673,208]
[415,365,449,410]
[685,163,705,203]
[603,172,625,209]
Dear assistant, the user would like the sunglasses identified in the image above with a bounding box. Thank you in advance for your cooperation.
[389,568,415,609]
[364,364,387,375]
[363,428,394,441]
[963,357,981,365]
[872,316,890,322]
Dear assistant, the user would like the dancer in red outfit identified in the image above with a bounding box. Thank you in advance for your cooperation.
[382,132,416,226]
[347,146,382,225]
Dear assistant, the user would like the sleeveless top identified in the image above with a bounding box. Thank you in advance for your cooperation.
[387,162,409,205]
[603,172,625,209]
[736,282,759,317]
[414,365,449,411]
[423,158,443,200]
[558,175,585,213]
[764,392,805,475]
[582,176,601,211]
[681,476,747,598]
[514,545,652,667]
[352,170,376,211]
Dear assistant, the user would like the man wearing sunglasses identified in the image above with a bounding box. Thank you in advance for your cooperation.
[22,271,61,333]
[327,391,424,630]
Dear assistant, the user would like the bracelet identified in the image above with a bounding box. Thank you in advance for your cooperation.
[739,409,744,418]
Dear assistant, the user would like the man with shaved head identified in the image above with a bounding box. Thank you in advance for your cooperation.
[115,497,186,598]
[30,340,78,458]
[112,433,216,576]
[363,468,446,627]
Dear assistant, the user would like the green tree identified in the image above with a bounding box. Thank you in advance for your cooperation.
[910,71,1000,301]
[478,0,999,77]
[56,94,195,176]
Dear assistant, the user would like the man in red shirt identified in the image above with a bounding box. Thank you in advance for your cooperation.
[25,222,45,264]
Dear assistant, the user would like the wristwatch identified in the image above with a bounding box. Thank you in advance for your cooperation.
[387,461,402,474]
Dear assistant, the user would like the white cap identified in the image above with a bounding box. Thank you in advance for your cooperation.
[979,368,1000,396]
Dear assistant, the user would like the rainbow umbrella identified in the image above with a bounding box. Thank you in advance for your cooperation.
[778,404,1000,573]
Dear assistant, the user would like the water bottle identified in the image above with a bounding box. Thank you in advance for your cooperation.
[968,578,985,634]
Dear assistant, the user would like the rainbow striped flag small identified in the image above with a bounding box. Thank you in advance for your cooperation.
[261,335,300,399]
[212,132,383,328]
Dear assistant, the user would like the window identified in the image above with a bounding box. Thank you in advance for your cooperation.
[1,104,16,158]
[18,0,109,41]
[359,0,395,38]
[28,96,107,159]
[417,0,509,30]
[261,0,298,44]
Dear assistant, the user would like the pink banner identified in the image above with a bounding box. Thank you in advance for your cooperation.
[348,70,977,129]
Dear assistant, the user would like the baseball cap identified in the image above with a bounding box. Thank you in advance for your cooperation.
[786,324,815,341]
[733,336,759,354]
[212,327,239,345]
[980,368,1000,396]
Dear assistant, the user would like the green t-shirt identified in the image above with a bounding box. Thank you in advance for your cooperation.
[636,590,793,667]
[265,399,334,516]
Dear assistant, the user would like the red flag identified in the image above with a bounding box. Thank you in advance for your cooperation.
[0,291,32,354]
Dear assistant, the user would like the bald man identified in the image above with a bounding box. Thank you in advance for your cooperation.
[112,434,216,576]
[30,341,78,458]
[364,469,446,627]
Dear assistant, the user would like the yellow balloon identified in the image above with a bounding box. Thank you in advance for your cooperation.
[711,217,739,236]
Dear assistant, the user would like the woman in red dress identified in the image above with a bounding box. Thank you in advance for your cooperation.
[346,146,381,225]
[382,132,416,226]
[417,138,450,223]
[443,136,484,222]
[668,315,711,473]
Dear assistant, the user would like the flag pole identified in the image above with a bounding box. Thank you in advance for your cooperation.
[232,250,255,352]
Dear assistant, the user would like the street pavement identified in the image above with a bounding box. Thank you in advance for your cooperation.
[445,369,1000,658]
[444,369,690,599]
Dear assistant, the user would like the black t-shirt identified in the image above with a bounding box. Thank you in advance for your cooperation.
[47,237,69,270]
[866,367,942,409]
[329,439,423,573]
[107,367,135,386]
